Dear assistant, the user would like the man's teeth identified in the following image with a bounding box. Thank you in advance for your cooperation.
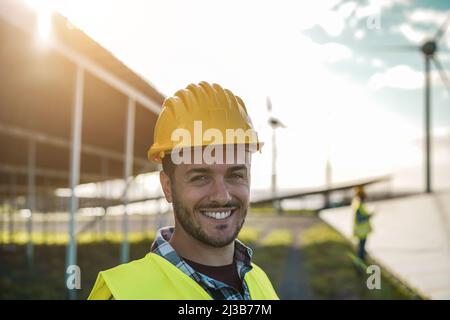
[201,210,233,220]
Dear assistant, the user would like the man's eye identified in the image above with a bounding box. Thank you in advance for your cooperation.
[230,173,245,179]
[191,175,208,182]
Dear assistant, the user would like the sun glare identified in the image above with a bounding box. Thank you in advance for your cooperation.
[25,0,56,40]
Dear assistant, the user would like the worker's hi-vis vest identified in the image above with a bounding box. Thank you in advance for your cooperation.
[88,252,279,300]
[353,202,372,239]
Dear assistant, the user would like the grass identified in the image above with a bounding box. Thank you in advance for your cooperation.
[301,222,421,299]
[0,237,155,299]
[251,229,293,289]
[237,227,261,245]
[0,231,156,245]
[249,207,318,217]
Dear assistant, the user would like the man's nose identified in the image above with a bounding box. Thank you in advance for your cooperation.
[208,178,232,205]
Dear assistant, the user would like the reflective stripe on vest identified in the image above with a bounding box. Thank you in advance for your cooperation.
[88,252,279,300]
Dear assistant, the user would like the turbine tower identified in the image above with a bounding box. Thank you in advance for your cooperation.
[267,97,285,215]
[378,15,450,193]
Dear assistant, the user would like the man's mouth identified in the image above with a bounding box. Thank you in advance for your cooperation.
[198,207,238,220]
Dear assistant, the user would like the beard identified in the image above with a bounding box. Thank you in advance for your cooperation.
[171,190,247,248]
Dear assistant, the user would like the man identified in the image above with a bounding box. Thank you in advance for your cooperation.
[352,186,373,262]
[88,81,279,300]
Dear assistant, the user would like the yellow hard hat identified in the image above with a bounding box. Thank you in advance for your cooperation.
[148,81,262,163]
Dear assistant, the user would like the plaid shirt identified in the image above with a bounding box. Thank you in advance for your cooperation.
[150,226,254,300]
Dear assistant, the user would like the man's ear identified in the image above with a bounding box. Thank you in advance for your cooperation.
[160,170,173,203]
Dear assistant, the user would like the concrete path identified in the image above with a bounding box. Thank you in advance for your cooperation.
[278,231,312,299]
[245,215,317,299]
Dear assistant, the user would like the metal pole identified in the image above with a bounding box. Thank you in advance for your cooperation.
[66,66,84,300]
[27,139,36,269]
[324,109,332,208]
[121,98,135,264]
[324,159,332,209]
[43,178,49,245]
[271,128,281,215]
[9,173,16,245]
[101,158,108,242]
[425,56,432,193]
[1,199,4,247]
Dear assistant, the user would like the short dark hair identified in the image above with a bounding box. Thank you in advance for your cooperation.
[161,154,176,181]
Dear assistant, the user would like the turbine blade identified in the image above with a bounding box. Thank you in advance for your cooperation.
[434,14,450,42]
[432,57,450,93]
[362,44,419,53]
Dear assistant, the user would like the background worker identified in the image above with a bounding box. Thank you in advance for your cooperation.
[352,186,373,262]
[88,81,278,300]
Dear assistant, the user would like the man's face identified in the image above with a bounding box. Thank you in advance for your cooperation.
[161,149,251,248]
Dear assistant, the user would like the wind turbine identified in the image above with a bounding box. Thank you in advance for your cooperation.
[267,97,286,215]
[378,15,450,193]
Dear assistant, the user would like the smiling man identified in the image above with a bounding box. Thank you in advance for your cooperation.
[88,81,278,300]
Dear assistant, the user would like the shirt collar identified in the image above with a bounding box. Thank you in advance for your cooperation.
[151,226,253,265]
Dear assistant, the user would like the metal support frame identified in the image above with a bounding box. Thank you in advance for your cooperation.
[0,123,149,168]
[0,163,115,182]
[26,139,35,268]
[120,98,135,264]
[0,0,161,115]
[0,1,166,300]
[66,66,84,300]
[9,173,17,245]
[424,55,432,193]
[271,128,281,215]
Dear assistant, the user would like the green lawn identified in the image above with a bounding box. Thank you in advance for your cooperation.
[250,207,318,217]
[0,237,155,299]
[301,223,422,299]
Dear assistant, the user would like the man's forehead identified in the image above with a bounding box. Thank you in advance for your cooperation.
[179,162,249,175]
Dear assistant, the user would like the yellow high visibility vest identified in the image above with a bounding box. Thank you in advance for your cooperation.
[353,201,372,239]
[88,252,279,300]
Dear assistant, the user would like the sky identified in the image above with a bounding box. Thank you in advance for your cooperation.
[26,0,450,195]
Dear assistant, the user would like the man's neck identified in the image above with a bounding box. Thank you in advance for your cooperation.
[168,226,235,266]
